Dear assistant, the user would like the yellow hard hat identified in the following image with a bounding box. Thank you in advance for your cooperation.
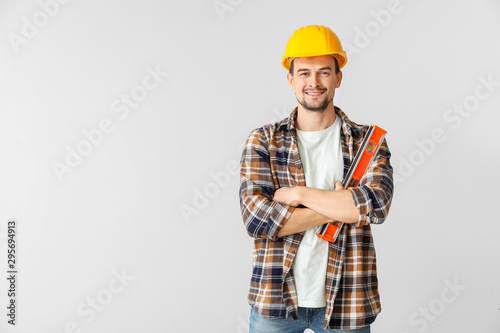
[282,25,347,71]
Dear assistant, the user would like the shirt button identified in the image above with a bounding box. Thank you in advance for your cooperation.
[297,165,302,169]
[291,251,296,254]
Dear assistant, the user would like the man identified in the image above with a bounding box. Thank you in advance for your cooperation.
[239,25,394,332]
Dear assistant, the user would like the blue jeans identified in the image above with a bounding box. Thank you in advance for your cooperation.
[249,307,371,333]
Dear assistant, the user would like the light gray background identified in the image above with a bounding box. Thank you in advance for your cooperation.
[1,0,499,332]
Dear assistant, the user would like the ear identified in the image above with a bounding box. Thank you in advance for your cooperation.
[335,70,343,88]
[287,72,295,90]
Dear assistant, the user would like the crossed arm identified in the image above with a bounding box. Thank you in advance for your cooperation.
[273,182,360,237]
[240,128,393,241]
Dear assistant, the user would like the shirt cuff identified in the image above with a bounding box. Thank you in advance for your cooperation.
[349,186,371,227]
[265,203,297,240]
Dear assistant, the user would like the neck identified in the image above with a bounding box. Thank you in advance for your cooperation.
[295,104,336,131]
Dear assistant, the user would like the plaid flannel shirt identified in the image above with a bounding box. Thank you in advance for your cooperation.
[239,106,394,331]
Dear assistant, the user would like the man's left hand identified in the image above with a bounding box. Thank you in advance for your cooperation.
[272,186,303,207]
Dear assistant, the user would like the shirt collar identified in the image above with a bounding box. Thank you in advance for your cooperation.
[279,106,361,138]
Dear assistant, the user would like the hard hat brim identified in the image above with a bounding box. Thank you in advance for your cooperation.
[282,52,348,71]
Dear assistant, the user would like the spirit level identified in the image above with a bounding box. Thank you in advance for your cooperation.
[317,124,387,243]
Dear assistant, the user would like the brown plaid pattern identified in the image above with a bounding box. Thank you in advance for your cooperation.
[239,107,394,330]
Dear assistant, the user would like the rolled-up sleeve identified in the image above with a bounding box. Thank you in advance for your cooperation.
[239,129,296,240]
[349,138,394,227]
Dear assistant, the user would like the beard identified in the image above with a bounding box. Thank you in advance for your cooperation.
[297,90,333,112]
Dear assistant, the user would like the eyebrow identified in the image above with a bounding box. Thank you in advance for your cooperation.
[297,67,332,72]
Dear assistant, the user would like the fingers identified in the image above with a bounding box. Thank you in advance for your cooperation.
[334,181,344,191]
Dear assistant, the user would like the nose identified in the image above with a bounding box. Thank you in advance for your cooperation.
[307,73,320,88]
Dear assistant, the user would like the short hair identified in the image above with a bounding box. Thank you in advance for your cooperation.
[289,56,340,75]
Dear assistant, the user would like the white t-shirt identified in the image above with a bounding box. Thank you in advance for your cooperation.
[292,114,344,307]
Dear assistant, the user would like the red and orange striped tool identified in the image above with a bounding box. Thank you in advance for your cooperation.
[317,124,387,243]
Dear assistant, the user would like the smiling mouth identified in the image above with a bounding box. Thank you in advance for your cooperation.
[304,91,325,97]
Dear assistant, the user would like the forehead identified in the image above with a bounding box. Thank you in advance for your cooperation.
[293,55,336,70]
